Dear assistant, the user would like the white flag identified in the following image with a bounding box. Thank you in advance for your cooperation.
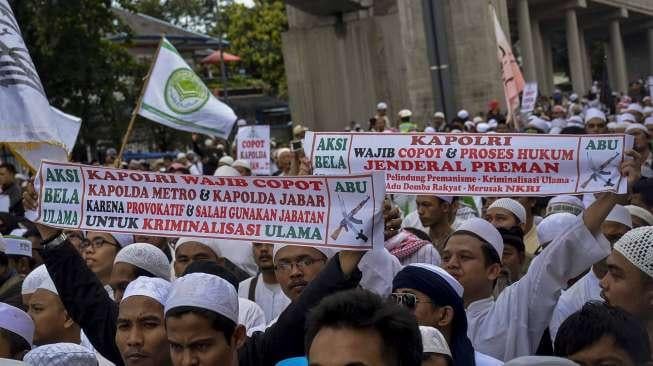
[0,0,71,169]
[139,37,237,139]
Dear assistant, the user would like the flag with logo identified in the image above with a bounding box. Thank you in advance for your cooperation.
[490,4,525,126]
[138,37,237,139]
[0,0,76,170]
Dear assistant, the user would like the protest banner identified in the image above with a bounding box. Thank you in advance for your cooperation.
[521,82,538,114]
[237,125,271,175]
[304,132,633,196]
[33,161,384,250]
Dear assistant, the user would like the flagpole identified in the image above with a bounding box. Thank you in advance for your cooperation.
[115,36,165,167]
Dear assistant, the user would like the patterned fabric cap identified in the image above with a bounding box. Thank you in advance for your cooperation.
[420,326,452,357]
[23,343,97,366]
[165,272,239,324]
[122,276,171,306]
[114,243,171,280]
[22,265,49,295]
[614,226,653,278]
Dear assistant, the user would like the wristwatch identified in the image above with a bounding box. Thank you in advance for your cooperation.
[41,231,67,250]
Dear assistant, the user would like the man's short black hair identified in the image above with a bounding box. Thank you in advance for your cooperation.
[554,301,651,364]
[305,288,422,366]
[497,226,525,253]
[165,306,235,343]
[0,328,30,359]
[0,163,16,174]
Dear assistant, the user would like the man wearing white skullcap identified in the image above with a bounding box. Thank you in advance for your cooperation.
[419,326,452,366]
[0,302,33,360]
[26,271,82,347]
[626,205,653,227]
[486,198,527,229]
[626,124,653,178]
[549,205,632,340]
[21,264,49,306]
[218,155,234,167]
[1,235,33,276]
[441,191,619,361]
[116,276,172,366]
[274,148,292,176]
[24,342,97,365]
[546,195,585,217]
[584,108,607,134]
[0,235,33,308]
[273,245,335,302]
[173,237,224,277]
[231,159,252,176]
[600,226,653,340]
[112,243,171,301]
[626,103,644,122]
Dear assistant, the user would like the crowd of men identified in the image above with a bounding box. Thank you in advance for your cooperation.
[0,86,652,366]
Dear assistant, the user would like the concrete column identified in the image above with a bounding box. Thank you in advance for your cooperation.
[578,30,592,91]
[609,19,628,93]
[516,0,537,82]
[648,28,653,76]
[605,42,617,90]
[565,8,585,94]
[543,34,555,93]
[531,19,549,94]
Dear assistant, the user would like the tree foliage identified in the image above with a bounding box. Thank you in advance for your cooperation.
[10,0,147,157]
[219,0,288,97]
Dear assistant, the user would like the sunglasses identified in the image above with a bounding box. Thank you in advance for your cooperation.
[389,293,432,309]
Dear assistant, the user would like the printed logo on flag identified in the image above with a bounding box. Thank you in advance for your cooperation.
[164,68,210,114]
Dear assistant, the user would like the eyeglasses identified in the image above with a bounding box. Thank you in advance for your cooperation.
[275,257,325,273]
[389,293,432,309]
[80,238,119,251]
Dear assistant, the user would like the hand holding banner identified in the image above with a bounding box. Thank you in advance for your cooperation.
[33,161,384,250]
[304,132,634,196]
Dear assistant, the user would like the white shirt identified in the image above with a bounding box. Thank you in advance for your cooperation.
[359,248,403,298]
[465,217,610,361]
[238,276,290,324]
[549,270,602,341]
[238,298,267,336]
[214,240,259,276]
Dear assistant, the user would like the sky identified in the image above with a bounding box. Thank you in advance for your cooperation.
[234,0,254,7]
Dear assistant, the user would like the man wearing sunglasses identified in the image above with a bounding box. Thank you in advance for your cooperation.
[392,263,500,366]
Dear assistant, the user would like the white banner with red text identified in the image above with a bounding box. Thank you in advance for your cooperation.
[33,161,385,250]
[304,132,633,196]
[237,125,271,175]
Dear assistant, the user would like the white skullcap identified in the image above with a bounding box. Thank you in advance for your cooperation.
[218,155,234,166]
[0,302,34,346]
[122,276,171,306]
[407,263,463,298]
[551,118,566,129]
[613,226,653,278]
[625,123,651,136]
[213,165,240,176]
[464,121,475,130]
[488,198,527,224]
[457,110,469,119]
[276,147,291,156]
[546,195,585,216]
[644,116,653,126]
[476,122,490,133]
[176,237,222,259]
[176,152,186,160]
[570,93,578,101]
[504,356,579,366]
[473,116,484,124]
[165,273,239,324]
[35,271,58,295]
[607,122,618,130]
[643,106,653,115]
[273,244,335,262]
[527,118,550,133]
[419,326,451,357]
[625,205,653,226]
[376,102,387,110]
[237,119,247,127]
[204,138,214,147]
[537,213,578,245]
[114,243,171,280]
[568,115,584,125]
[435,196,454,204]
[1,235,31,257]
[398,109,412,118]
[487,119,498,128]
[584,108,606,123]
[450,129,462,133]
[549,127,562,135]
[424,127,436,133]
[24,343,97,366]
[94,232,134,248]
[605,205,632,229]
[627,103,643,114]
[232,159,251,171]
[620,113,636,123]
[22,265,50,295]
[453,218,503,258]
[433,112,445,118]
